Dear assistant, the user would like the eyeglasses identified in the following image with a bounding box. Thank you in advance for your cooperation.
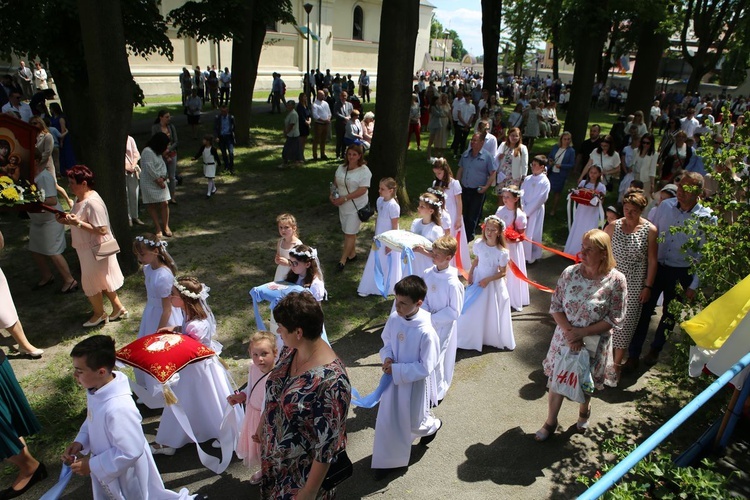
[289,261,299,267]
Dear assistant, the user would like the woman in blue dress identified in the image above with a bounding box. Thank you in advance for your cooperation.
[49,102,77,175]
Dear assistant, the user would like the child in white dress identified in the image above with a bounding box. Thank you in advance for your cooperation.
[457,215,515,352]
[191,134,221,198]
[273,213,302,282]
[564,164,606,256]
[228,331,277,484]
[358,178,401,297]
[432,158,471,273]
[411,192,445,278]
[495,185,530,312]
[134,234,183,397]
[521,155,551,264]
[150,277,243,458]
[286,245,326,301]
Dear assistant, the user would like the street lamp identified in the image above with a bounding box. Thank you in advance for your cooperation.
[441,31,449,87]
[304,3,314,97]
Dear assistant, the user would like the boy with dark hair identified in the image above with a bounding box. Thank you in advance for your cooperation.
[372,276,441,475]
[63,335,198,499]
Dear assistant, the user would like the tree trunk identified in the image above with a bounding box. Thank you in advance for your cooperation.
[624,21,668,123]
[481,0,502,93]
[551,27,560,81]
[76,0,136,272]
[368,0,420,207]
[229,0,265,147]
[564,0,610,149]
[685,51,708,94]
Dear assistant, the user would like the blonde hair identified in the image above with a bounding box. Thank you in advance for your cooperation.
[583,229,616,274]
[174,276,208,320]
[432,235,457,257]
[133,233,178,275]
[276,213,298,234]
[380,177,397,191]
[249,330,278,354]
[482,217,507,249]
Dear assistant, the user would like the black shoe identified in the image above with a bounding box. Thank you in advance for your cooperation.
[621,358,640,374]
[0,463,47,499]
[419,419,442,446]
[337,262,346,272]
[347,255,358,263]
[643,350,660,367]
[176,174,183,186]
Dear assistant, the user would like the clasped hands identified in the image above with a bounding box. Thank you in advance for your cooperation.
[560,323,586,352]
[62,442,90,476]
[382,357,393,375]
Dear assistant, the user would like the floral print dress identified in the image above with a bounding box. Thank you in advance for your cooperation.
[260,350,351,499]
[543,264,627,390]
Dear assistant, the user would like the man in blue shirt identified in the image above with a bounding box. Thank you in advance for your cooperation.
[456,133,500,243]
[626,172,716,370]
[214,106,235,174]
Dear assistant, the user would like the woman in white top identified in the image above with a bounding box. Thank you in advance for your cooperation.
[632,133,658,201]
[495,127,528,203]
[579,135,621,186]
[626,110,648,138]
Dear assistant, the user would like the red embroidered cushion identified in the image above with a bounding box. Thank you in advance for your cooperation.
[570,188,598,206]
[116,333,216,383]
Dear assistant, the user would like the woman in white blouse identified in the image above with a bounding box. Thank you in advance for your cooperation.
[579,135,621,186]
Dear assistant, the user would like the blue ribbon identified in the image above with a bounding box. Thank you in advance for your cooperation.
[372,240,387,298]
[351,373,393,408]
[401,247,415,276]
[249,282,306,330]
[40,464,73,500]
[461,283,483,314]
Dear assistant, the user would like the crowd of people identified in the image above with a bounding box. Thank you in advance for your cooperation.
[1,60,746,499]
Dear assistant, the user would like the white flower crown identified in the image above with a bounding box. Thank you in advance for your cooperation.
[501,187,524,197]
[135,235,167,248]
[484,214,507,230]
[173,280,210,300]
[428,156,446,165]
[289,246,318,260]
[427,187,445,198]
[419,195,442,208]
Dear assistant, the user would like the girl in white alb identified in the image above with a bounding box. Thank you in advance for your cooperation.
[273,213,302,281]
[456,215,515,352]
[358,177,402,296]
[228,330,278,484]
[410,192,445,278]
[134,235,183,398]
[150,277,243,459]
[432,158,471,274]
[564,165,606,256]
[495,185,530,312]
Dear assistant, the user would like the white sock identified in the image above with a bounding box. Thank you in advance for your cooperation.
[207,179,214,195]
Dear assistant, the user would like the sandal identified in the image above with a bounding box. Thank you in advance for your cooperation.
[577,406,591,432]
[534,420,557,442]
[61,280,78,294]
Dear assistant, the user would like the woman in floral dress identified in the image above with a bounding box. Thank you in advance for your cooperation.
[535,229,626,441]
[604,189,657,383]
[261,292,351,499]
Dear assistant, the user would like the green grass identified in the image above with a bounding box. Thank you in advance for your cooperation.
[0,96,621,468]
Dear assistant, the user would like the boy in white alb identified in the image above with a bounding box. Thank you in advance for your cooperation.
[372,276,442,474]
[421,236,465,402]
[63,335,198,500]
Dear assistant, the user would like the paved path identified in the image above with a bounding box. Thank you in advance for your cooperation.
[54,252,653,499]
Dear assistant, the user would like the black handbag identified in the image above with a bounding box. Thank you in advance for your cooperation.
[344,168,374,222]
[321,449,353,490]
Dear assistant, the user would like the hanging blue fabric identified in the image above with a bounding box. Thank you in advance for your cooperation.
[351,373,393,408]
[401,246,415,276]
[372,239,387,298]
[39,463,73,500]
[461,283,483,313]
[249,282,306,330]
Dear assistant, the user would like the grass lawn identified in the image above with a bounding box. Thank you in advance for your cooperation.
[0,96,622,469]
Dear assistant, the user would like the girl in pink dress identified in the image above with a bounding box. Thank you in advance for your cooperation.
[228,331,278,484]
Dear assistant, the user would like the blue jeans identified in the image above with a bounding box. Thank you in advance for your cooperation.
[218,135,235,172]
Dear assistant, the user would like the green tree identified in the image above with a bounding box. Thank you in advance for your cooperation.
[680,0,749,93]
[168,0,294,146]
[481,0,503,92]
[504,0,542,75]
[368,0,421,207]
[430,18,468,61]
[0,0,173,272]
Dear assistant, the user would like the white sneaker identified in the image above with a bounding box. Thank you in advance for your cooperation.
[150,444,176,456]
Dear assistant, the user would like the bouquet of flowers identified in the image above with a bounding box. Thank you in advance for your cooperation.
[504,227,523,242]
[0,175,45,208]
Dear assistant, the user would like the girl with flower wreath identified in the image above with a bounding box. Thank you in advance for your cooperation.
[133,234,183,396]
[495,186,530,312]
[456,215,515,352]
[410,192,445,279]
[150,276,243,457]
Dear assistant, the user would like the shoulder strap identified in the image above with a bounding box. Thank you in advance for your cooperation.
[249,370,270,397]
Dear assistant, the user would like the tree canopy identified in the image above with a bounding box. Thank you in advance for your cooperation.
[430,16,469,60]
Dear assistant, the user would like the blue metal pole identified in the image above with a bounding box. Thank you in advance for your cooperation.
[579,350,750,500]
[718,371,750,449]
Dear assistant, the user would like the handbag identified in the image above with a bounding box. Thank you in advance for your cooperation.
[321,449,353,490]
[93,238,120,261]
[344,169,374,222]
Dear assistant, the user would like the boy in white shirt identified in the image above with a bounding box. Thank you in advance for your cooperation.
[372,276,442,476]
[421,236,465,403]
[63,335,198,500]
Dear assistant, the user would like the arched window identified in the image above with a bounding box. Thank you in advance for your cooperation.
[353,6,363,40]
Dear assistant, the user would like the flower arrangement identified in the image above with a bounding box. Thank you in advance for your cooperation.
[0,175,45,207]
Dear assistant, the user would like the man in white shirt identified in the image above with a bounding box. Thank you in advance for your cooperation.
[451,93,475,158]
[477,121,498,168]
[680,108,700,138]
[1,90,33,122]
[219,67,231,106]
[311,90,332,161]
[17,61,33,99]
